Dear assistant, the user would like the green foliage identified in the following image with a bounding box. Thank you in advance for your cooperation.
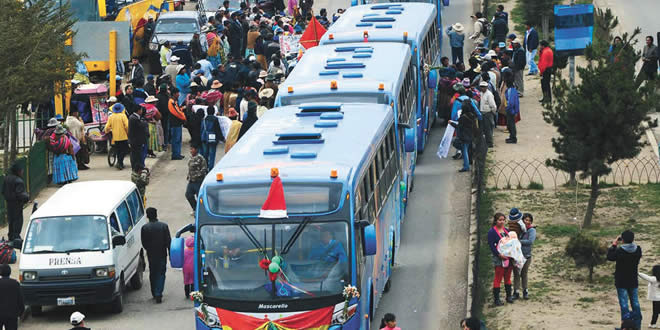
[565,232,608,282]
[543,20,659,226]
[0,0,82,110]
[517,0,561,32]
[527,181,544,190]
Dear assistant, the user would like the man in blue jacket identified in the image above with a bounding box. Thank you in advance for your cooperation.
[607,230,643,330]
[524,23,539,75]
[446,23,465,65]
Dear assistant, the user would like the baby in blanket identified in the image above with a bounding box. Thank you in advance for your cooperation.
[497,231,527,269]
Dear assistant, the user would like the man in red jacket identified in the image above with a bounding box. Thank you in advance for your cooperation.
[538,40,554,103]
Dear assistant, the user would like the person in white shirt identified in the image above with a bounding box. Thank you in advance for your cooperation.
[479,81,497,148]
[639,266,660,328]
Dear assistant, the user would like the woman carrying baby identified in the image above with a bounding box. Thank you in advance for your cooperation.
[488,212,514,306]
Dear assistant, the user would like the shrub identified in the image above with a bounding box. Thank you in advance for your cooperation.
[565,232,608,282]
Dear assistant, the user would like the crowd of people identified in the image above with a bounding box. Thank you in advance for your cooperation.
[435,8,556,172]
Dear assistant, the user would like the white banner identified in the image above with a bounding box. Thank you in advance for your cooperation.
[280,34,302,56]
[437,124,455,159]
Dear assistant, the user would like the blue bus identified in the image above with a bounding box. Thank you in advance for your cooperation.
[275,42,417,208]
[320,3,442,152]
[170,102,404,330]
[351,0,447,33]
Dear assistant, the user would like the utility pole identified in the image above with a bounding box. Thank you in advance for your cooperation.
[569,0,575,88]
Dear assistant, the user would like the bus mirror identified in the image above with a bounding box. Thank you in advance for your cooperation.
[112,235,126,247]
[363,224,377,256]
[404,127,415,152]
[170,237,185,268]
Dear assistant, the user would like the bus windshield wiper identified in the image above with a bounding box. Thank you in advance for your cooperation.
[232,218,267,258]
[280,217,311,255]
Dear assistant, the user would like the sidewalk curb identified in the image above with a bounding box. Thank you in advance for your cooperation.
[465,187,478,318]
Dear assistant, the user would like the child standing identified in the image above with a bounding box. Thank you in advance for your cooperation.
[379,313,401,330]
[639,265,660,328]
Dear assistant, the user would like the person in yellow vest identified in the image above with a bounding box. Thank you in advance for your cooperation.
[104,103,130,170]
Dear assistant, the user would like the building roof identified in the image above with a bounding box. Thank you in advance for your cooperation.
[276,42,411,105]
[31,181,137,219]
[320,3,437,46]
[206,103,394,185]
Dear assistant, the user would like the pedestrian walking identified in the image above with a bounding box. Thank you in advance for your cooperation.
[511,38,526,96]
[183,236,195,298]
[2,164,29,241]
[65,110,89,170]
[504,80,520,144]
[513,213,536,300]
[607,230,643,329]
[185,145,208,214]
[142,95,163,156]
[0,264,24,330]
[523,23,539,75]
[638,265,660,328]
[141,207,171,304]
[168,88,187,160]
[201,106,223,169]
[156,84,171,149]
[469,12,489,47]
[105,103,130,170]
[479,81,496,148]
[488,212,514,306]
[446,23,465,65]
[131,165,150,204]
[491,12,508,45]
[538,40,554,103]
[128,106,148,171]
[69,311,90,330]
[129,56,145,87]
[451,98,478,173]
[379,313,400,330]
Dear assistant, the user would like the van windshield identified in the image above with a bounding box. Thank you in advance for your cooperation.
[23,216,109,254]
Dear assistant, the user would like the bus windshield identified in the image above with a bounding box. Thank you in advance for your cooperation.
[23,216,109,254]
[198,221,349,301]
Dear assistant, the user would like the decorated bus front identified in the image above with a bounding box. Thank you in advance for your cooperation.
[170,170,377,330]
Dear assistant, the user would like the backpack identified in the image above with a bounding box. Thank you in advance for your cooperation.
[0,238,17,264]
[480,18,492,38]
[202,117,219,143]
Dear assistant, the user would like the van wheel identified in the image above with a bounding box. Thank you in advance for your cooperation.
[111,277,125,314]
[30,305,42,316]
[131,254,145,290]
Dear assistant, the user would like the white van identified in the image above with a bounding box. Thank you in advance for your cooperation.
[19,181,147,314]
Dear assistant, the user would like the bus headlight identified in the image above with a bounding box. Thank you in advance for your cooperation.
[94,266,116,278]
[149,42,159,51]
[332,304,357,324]
[21,271,38,282]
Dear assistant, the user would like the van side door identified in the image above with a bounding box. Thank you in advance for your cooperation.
[125,189,146,274]
[115,201,135,283]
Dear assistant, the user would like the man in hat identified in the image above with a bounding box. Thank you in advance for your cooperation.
[446,23,465,65]
[144,74,157,96]
[511,38,526,97]
[185,145,208,214]
[105,103,130,170]
[141,207,171,303]
[0,264,24,330]
[165,55,181,84]
[175,65,191,106]
[2,163,29,241]
[469,12,489,47]
[479,81,496,148]
[107,96,118,109]
[160,41,172,70]
[608,230,643,329]
[524,22,539,75]
[69,311,90,330]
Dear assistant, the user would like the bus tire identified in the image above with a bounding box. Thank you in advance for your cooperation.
[383,278,392,293]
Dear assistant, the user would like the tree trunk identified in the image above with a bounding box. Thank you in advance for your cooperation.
[10,108,17,164]
[2,110,10,172]
[583,174,600,227]
[569,171,576,186]
[541,14,550,40]
[588,265,594,282]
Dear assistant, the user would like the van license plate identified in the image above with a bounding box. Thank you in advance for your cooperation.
[57,297,75,306]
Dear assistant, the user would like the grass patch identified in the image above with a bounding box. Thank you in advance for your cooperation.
[578,297,595,303]
[543,224,579,237]
[527,181,544,190]
[475,185,496,320]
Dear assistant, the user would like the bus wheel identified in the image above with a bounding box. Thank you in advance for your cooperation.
[383,278,392,293]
